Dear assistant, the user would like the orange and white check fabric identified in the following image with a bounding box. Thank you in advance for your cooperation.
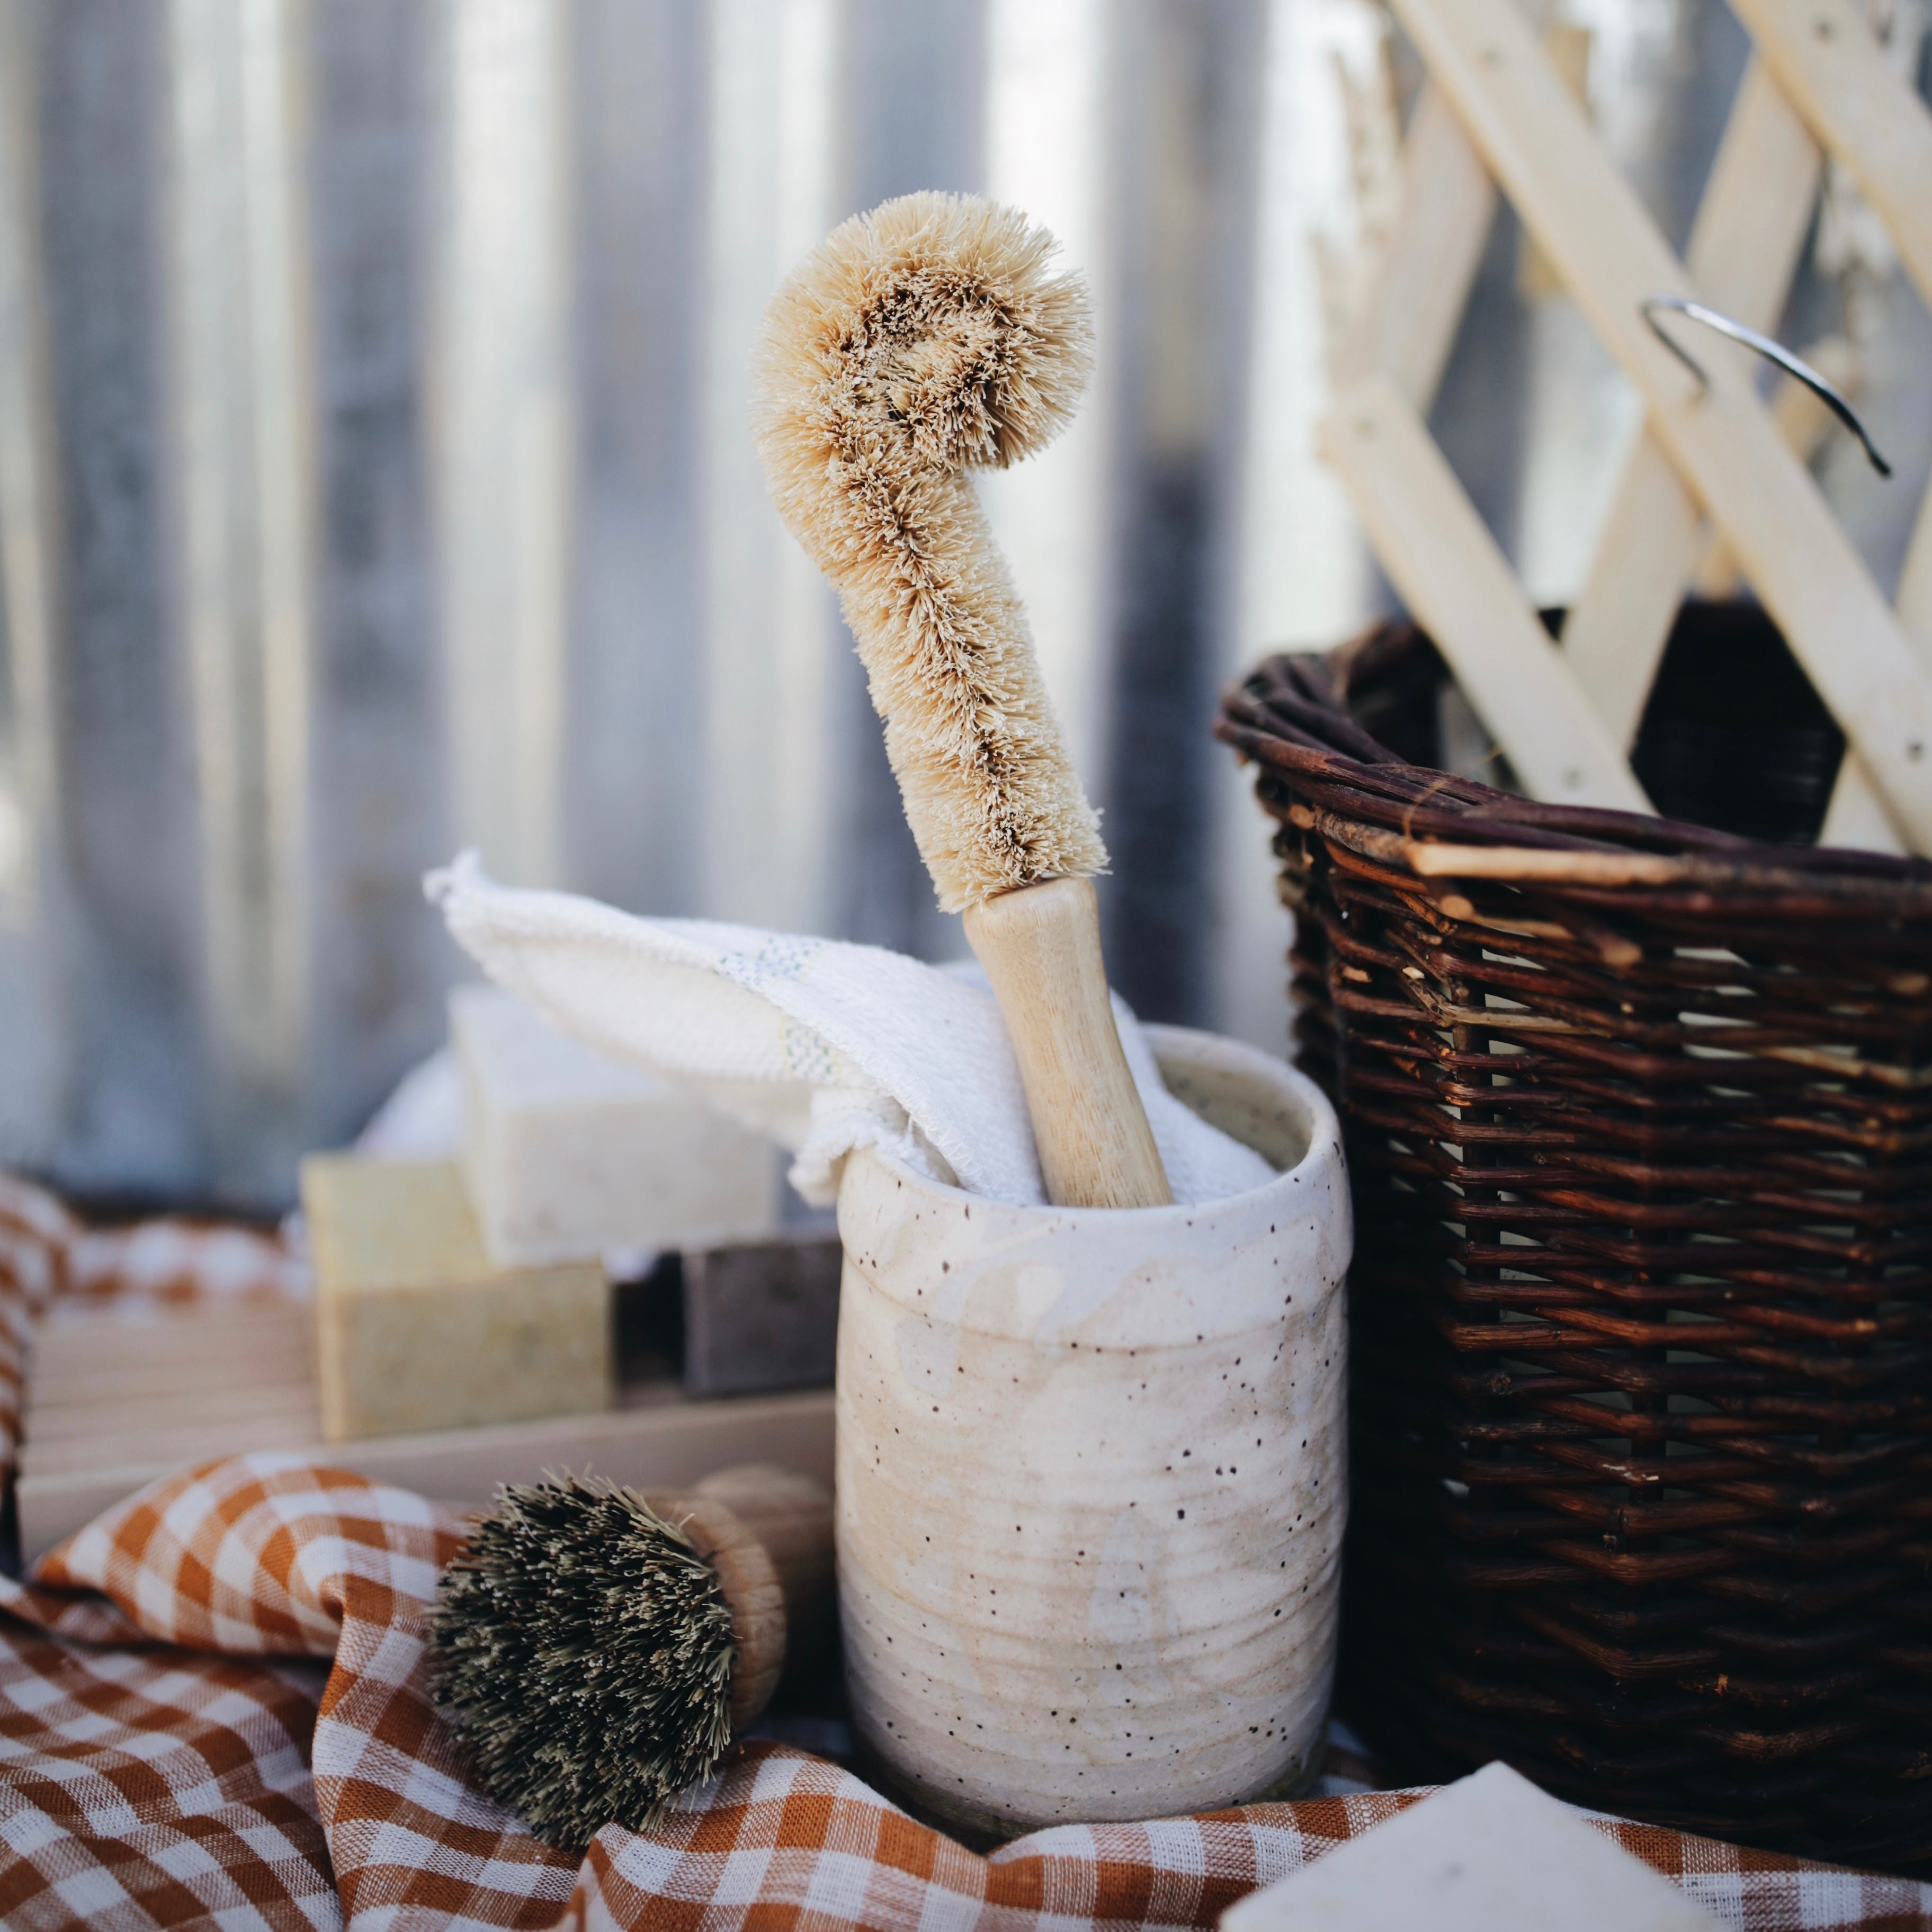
[0,1177,1927,1929]
[0,1452,1925,1932]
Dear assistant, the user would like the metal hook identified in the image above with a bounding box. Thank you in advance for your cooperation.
[1640,295,1891,478]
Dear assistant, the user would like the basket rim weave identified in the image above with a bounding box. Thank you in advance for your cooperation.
[1217,626,1932,914]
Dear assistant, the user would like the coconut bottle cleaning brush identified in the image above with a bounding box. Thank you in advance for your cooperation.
[757,192,1169,1210]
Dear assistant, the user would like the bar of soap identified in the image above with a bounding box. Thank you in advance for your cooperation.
[303,1156,611,1442]
[452,985,779,1268]
[683,1232,841,1397]
[1221,1762,1724,1931]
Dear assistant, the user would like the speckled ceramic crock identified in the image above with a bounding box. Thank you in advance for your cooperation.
[834,1023,1350,1838]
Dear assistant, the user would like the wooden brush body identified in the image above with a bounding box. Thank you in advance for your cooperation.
[684,1463,837,1728]
[963,880,1170,1209]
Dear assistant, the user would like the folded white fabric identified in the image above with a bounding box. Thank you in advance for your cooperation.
[428,852,1275,1210]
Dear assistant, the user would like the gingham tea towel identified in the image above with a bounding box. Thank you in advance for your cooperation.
[0,1448,1928,1931]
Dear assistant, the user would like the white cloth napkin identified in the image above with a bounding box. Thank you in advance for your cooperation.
[428,852,1275,1210]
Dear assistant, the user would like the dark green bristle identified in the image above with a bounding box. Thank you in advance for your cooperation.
[428,1476,736,1855]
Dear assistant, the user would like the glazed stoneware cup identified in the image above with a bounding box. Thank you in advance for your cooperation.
[834,1023,1350,1838]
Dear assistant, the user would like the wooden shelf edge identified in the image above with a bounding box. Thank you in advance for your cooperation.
[15,1385,836,1566]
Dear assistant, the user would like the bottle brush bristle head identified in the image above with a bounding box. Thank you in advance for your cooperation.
[756,191,1107,911]
[428,1478,735,1856]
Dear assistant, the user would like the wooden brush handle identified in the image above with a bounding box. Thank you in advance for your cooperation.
[694,1464,837,1691]
[962,877,1173,1210]
[657,1465,836,1736]
[665,1495,787,1733]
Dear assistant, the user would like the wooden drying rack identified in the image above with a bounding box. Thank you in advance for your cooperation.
[1322,0,1932,853]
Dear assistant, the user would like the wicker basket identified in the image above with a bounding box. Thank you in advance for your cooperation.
[1217,618,1932,1873]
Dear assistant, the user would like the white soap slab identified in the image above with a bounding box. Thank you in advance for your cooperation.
[452,983,779,1267]
[1221,1763,1724,1932]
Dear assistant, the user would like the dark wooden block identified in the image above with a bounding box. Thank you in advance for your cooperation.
[682,1233,841,1398]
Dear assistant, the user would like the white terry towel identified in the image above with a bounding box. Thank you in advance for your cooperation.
[428,852,1276,1211]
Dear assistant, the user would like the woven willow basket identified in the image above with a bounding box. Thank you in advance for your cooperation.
[1218,619,1932,1873]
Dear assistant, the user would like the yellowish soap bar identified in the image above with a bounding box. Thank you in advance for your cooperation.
[302,1156,611,1442]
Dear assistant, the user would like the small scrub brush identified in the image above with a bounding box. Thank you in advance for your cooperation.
[757,191,1171,1210]
[429,1463,834,1855]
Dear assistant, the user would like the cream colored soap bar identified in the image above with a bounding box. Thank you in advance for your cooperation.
[302,1155,611,1442]
[1220,1762,1723,1932]
[452,985,779,1268]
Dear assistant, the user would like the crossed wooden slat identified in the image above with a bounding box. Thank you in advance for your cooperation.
[1321,0,1932,853]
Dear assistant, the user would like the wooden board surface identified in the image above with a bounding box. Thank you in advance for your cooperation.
[17,1296,834,1563]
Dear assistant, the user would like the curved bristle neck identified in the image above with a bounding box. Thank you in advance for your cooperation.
[756,192,1108,911]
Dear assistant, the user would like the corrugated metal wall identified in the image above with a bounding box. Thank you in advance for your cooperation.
[0,0,1925,1209]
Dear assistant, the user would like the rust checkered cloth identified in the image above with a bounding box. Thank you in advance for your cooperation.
[0,1188,1927,1929]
